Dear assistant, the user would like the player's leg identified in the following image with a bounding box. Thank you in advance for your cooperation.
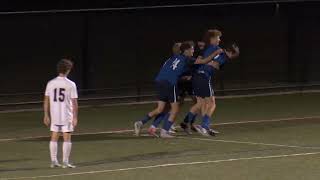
[134,101,166,136]
[189,95,199,124]
[180,96,202,134]
[206,96,219,135]
[160,84,180,138]
[49,125,61,168]
[134,81,168,136]
[161,102,179,138]
[193,76,213,136]
[197,81,218,136]
[148,104,170,137]
[180,75,201,133]
[61,124,76,168]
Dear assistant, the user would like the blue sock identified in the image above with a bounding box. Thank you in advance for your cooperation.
[152,113,168,128]
[141,114,152,125]
[190,113,198,124]
[163,117,174,131]
[183,112,196,123]
[201,115,211,130]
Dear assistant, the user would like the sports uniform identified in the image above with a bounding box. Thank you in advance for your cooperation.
[192,45,221,98]
[155,54,195,103]
[45,76,78,133]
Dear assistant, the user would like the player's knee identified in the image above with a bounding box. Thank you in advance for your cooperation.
[155,106,165,114]
[63,133,72,142]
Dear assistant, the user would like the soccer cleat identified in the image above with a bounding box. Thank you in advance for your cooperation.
[169,129,176,134]
[194,125,209,137]
[170,124,178,132]
[208,129,220,136]
[180,122,192,135]
[148,127,159,138]
[62,162,76,168]
[134,121,143,136]
[160,129,175,138]
[50,161,62,168]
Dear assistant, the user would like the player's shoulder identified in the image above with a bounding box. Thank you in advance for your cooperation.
[65,78,77,87]
[46,77,58,86]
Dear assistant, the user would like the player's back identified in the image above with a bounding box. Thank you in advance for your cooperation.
[45,76,78,125]
[155,55,192,85]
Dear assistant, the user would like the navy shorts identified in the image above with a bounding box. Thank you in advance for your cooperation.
[155,80,179,103]
[192,73,214,98]
[178,79,194,98]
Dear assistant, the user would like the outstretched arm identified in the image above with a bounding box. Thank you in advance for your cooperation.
[194,49,224,64]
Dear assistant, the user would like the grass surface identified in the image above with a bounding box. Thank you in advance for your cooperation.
[1,93,320,180]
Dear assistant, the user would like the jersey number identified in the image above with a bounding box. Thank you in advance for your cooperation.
[171,58,181,70]
[53,88,65,102]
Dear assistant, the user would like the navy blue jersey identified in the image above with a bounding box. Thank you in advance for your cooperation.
[213,51,228,68]
[195,45,221,78]
[155,55,195,85]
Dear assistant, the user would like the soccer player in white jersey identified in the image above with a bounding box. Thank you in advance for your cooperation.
[43,59,78,168]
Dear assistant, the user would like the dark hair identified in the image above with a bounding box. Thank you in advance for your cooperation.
[172,42,181,55]
[203,29,222,44]
[57,59,73,74]
[180,41,194,53]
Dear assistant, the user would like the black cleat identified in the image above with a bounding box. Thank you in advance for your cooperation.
[190,124,197,132]
[208,129,220,136]
[180,122,192,135]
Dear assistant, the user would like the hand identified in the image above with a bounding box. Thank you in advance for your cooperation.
[225,50,235,59]
[72,118,78,128]
[232,44,240,54]
[217,48,224,54]
[43,116,50,127]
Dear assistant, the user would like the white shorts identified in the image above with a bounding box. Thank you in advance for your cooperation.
[50,123,74,133]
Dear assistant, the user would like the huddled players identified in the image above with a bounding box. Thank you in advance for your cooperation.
[134,29,239,138]
[181,29,240,136]
[134,40,223,138]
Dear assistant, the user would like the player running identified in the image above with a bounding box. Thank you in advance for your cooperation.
[43,59,78,168]
[134,41,222,138]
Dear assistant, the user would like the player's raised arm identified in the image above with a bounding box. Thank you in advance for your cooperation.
[225,43,240,59]
[194,48,224,64]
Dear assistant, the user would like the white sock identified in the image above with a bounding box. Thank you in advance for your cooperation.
[63,141,72,163]
[49,141,58,162]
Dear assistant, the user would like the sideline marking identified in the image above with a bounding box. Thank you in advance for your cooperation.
[178,137,320,149]
[2,151,320,180]
[0,116,319,142]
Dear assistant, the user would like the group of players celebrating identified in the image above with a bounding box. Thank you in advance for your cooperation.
[134,29,240,138]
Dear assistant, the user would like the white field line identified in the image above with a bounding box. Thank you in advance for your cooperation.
[2,151,320,180]
[1,90,320,114]
[179,137,320,150]
[0,116,319,142]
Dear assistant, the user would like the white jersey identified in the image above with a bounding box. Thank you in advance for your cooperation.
[45,76,78,125]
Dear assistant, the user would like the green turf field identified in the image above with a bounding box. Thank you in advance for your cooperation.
[1,93,320,180]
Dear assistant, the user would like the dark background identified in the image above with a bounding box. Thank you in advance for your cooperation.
[0,0,319,98]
